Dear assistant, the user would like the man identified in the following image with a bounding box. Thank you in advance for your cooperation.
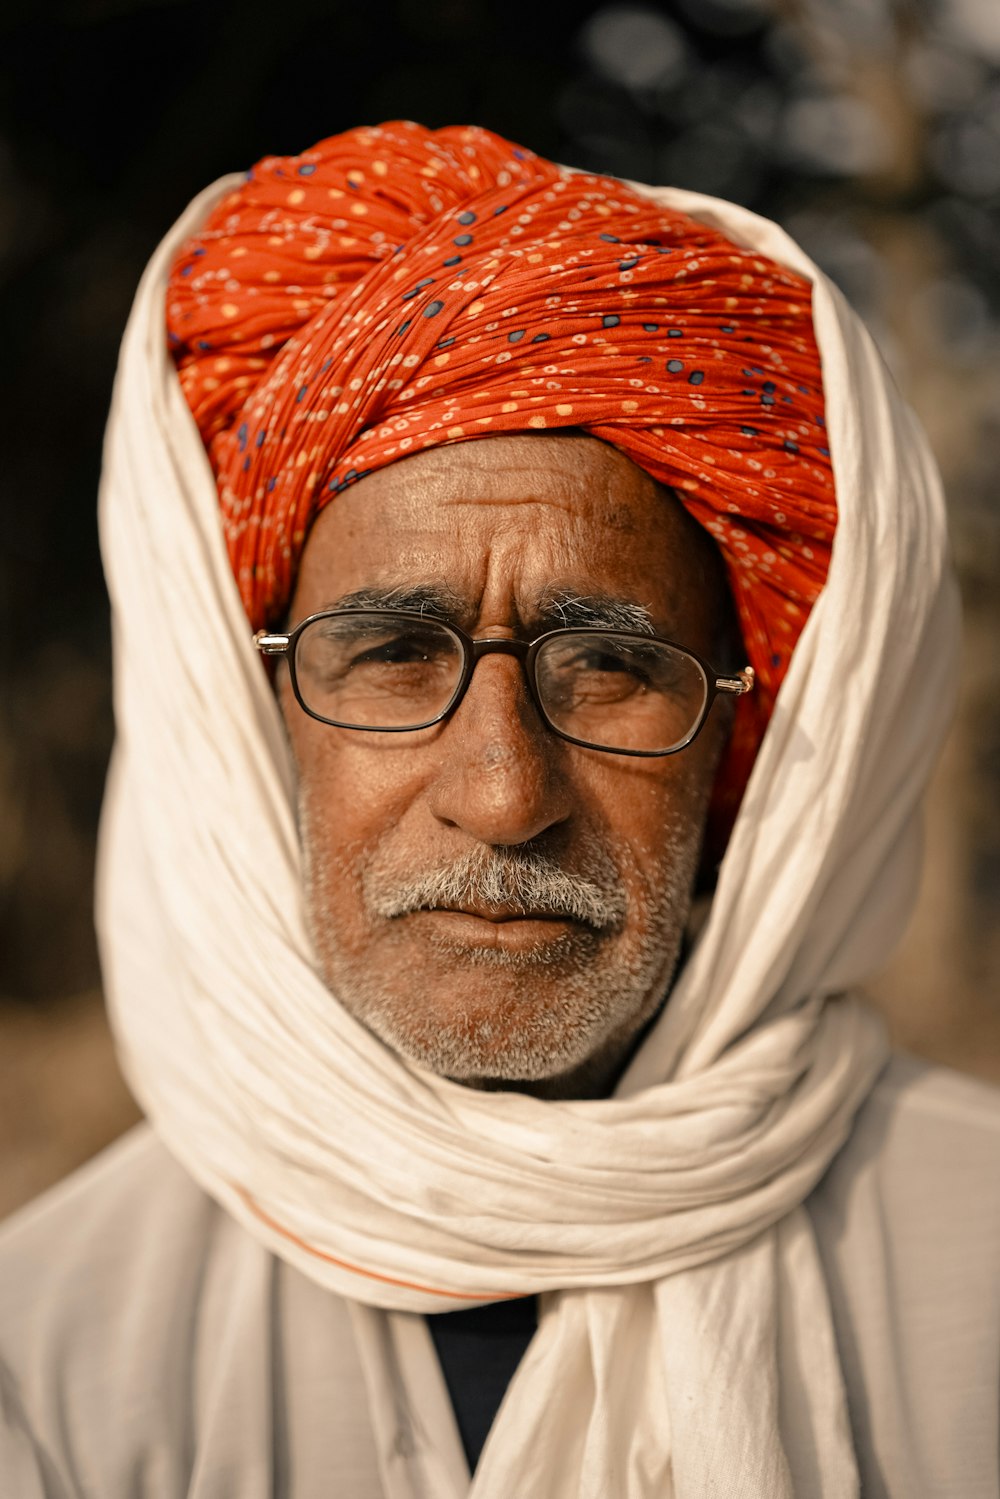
[1,122,998,1498]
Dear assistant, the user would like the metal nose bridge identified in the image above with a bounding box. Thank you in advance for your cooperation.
[469,636,531,664]
[457,636,538,719]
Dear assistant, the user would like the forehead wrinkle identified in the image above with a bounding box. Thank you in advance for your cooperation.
[390,441,650,531]
[431,482,647,533]
[438,492,580,518]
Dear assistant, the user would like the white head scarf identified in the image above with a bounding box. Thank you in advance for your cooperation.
[96,173,960,1498]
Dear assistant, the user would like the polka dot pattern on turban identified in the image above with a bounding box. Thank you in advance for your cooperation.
[166,121,836,842]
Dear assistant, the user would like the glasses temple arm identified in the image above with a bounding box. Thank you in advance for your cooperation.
[253,631,291,657]
[715,666,755,695]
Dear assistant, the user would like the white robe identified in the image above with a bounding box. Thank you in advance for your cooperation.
[1,1053,998,1498]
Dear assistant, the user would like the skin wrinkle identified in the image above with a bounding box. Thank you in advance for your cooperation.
[283,433,732,1100]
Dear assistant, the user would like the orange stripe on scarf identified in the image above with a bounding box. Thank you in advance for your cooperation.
[234,1185,523,1302]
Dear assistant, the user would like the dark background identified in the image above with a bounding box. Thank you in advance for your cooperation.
[2,0,999,1213]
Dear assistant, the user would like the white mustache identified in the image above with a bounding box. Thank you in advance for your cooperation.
[366,846,627,931]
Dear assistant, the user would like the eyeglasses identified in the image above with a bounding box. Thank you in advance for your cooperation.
[254,610,754,757]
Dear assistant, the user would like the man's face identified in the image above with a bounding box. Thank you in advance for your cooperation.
[281,434,731,1097]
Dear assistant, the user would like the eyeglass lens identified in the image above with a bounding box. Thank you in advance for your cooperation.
[294,612,709,753]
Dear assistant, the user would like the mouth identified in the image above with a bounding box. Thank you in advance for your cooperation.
[400,905,590,954]
[364,847,628,944]
[436,901,572,923]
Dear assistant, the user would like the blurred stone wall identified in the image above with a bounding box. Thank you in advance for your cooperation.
[2,0,998,1219]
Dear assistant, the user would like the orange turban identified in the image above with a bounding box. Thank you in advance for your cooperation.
[166,121,835,840]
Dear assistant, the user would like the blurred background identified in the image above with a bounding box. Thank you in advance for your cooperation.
[2,0,998,1218]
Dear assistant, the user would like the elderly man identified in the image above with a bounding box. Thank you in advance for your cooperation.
[1,122,998,1499]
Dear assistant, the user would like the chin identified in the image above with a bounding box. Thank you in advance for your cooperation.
[364,1000,609,1083]
[319,943,674,1096]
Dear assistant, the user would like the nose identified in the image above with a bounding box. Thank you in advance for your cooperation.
[427,652,572,846]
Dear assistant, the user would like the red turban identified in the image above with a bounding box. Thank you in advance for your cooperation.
[166,122,835,843]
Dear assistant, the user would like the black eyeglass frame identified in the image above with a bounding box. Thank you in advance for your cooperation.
[254,609,754,758]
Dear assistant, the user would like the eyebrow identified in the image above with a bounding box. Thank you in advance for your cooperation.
[535,588,656,636]
[317,584,657,636]
[318,584,467,618]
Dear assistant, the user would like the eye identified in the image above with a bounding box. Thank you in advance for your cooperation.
[348,632,442,669]
[536,634,702,712]
[304,614,454,671]
[295,613,464,728]
[572,647,651,678]
[538,641,654,709]
[569,650,653,702]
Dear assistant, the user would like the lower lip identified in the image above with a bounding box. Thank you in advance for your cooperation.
[402,909,584,954]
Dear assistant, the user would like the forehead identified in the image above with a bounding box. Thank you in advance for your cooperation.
[292,433,721,633]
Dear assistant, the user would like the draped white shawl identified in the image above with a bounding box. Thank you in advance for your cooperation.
[96,176,960,1498]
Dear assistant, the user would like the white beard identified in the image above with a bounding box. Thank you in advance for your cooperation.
[298,782,704,1088]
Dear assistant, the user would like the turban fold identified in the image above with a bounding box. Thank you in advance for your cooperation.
[167,121,835,835]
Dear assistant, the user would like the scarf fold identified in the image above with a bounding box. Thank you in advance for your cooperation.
[97,166,959,1497]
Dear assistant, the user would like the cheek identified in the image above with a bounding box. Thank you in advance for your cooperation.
[283,679,432,875]
[294,732,422,845]
[581,743,715,852]
[577,746,719,933]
